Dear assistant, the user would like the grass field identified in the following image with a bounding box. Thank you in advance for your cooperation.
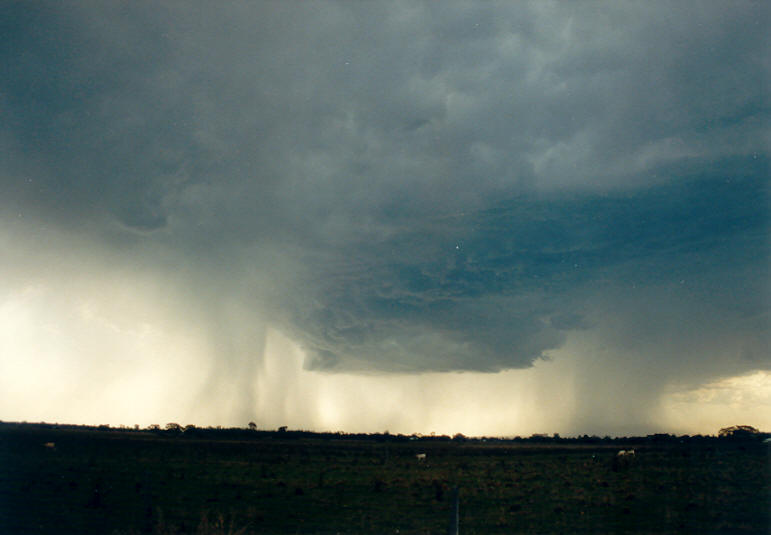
[1,424,767,534]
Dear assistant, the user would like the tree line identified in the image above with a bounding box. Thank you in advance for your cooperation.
[1,420,767,444]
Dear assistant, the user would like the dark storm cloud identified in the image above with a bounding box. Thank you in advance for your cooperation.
[288,164,768,372]
[1,3,768,376]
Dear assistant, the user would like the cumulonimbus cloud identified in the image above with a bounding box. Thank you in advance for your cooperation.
[0,2,767,421]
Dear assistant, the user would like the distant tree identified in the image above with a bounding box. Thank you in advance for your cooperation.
[248,422,257,431]
[184,424,196,433]
[166,422,182,432]
[278,426,288,433]
[719,425,760,438]
[147,424,160,431]
[647,433,673,443]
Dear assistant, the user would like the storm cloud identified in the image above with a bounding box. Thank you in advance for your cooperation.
[1,2,768,433]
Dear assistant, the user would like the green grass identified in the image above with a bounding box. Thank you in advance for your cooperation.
[1,426,767,534]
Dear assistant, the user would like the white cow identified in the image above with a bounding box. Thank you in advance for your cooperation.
[415,453,427,461]
[611,449,636,471]
[43,442,56,449]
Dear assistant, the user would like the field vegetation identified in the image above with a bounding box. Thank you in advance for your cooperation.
[0,422,767,534]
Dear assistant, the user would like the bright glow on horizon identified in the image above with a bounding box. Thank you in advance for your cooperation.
[657,371,771,434]
[1,277,766,436]
[0,275,213,427]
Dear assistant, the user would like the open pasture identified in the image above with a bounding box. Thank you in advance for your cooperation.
[1,426,767,534]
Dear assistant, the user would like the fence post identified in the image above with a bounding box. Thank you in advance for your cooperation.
[447,486,459,535]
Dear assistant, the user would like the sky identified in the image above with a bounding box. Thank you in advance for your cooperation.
[1,2,769,437]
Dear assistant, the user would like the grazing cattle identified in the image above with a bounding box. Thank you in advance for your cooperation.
[43,442,56,449]
[612,449,635,471]
[415,453,427,461]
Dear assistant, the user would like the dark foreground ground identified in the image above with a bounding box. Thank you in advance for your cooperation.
[0,425,767,534]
